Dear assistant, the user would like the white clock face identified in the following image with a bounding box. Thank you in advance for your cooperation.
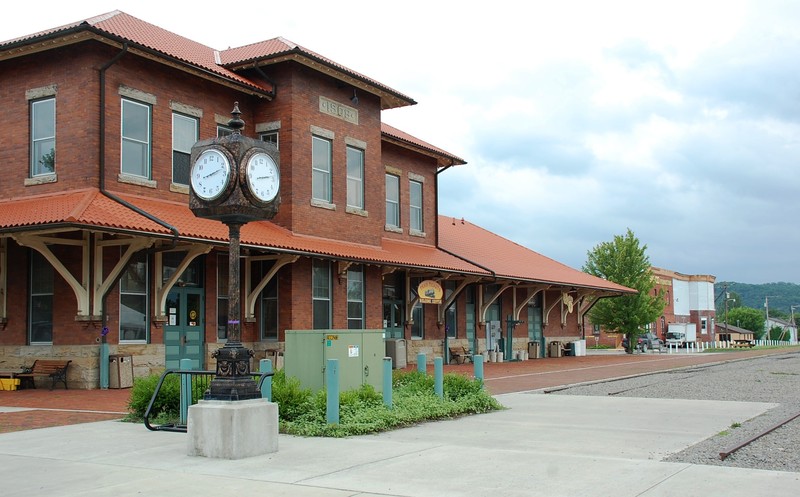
[191,148,231,201]
[246,152,280,202]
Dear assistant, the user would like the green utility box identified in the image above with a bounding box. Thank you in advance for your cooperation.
[284,329,384,393]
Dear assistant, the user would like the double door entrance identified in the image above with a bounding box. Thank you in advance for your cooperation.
[164,287,205,369]
[383,299,403,339]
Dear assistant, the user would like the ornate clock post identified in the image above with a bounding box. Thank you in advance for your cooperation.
[189,103,280,401]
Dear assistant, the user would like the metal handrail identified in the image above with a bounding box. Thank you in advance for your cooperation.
[143,369,274,432]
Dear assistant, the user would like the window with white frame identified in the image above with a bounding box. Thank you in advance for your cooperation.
[347,265,364,329]
[312,259,332,329]
[172,113,198,186]
[410,179,423,232]
[30,98,55,176]
[260,131,279,149]
[29,251,53,344]
[119,250,148,342]
[312,136,332,202]
[217,125,232,138]
[701,317,708,334]
[346,146,364,209]
[121,99,151,177]
[386,174,400,228]
[217,254,228,340]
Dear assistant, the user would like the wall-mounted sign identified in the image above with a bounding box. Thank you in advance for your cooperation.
[319,96,358,125]
[418,280,443,304]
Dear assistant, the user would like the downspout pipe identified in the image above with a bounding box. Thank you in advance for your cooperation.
[433,161,456,247]
[253,64,277,98]
[97,43,181,386]
[98,43,181,242]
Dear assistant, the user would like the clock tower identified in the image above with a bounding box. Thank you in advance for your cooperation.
[189,103,280,401]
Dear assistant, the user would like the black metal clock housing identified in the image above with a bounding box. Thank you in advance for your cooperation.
[189,129,280,224]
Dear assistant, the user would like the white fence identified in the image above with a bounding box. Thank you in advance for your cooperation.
[660,339,798,354]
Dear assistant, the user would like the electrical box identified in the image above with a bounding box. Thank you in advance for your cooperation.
[284,329,384,393]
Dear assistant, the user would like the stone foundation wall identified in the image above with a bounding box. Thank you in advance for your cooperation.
[0,344,165,389]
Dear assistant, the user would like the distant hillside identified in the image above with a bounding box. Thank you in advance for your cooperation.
[716,281,800,316]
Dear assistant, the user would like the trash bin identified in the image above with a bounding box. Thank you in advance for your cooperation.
[527,341,540,359]
[109,355,134,389]
[548,341,563,358]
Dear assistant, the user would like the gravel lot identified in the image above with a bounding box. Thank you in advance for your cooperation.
[552,350,800,473]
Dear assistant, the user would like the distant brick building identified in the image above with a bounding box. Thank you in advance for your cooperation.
[0,11,631,387]
[589,267,716,348]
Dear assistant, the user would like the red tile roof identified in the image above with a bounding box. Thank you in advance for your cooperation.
[0,190,633,292]
[0,11,414,108]
[219,38,415,108]
[0,189,486,275]
[438,216,635,293]
[0,11,268,96]
[381,123,466,167]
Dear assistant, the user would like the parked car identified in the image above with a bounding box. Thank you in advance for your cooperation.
[622,332,663,352]
[639,332,663,351]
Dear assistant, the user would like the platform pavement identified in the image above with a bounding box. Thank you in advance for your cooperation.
[2,387,799,496]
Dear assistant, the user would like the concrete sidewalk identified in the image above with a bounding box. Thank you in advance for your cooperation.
[2,390,798,496]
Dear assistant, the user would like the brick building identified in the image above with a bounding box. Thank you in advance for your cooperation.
[0,11,632,388]
[589,267,716,348]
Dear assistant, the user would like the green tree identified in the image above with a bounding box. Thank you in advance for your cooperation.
[583,229,665,353]
[726,307,766,338]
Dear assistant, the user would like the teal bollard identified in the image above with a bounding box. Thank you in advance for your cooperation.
[473,354,484,383]
[99,341,109,389]
[326,358,340,424]
[259,358,273,401]
[383,357,392,408]
[179,358,192,425]
[417,353,427,374]
[434,357,443,398]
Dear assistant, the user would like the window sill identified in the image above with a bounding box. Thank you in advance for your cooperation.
[119,340,148,345]
[410,229,426,238]
[345,206,368,217]
[311,199,336,210]
[25,173,57,186]
[170,183,190,194]
[384,225,403,234]
[118,173,157,189]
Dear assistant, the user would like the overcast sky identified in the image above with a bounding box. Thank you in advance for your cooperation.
[3,1,799,284]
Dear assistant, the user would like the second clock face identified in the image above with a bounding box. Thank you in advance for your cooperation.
[246,152,280,203]
[191,148,231,201]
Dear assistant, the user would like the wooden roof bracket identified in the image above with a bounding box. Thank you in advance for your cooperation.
[13,232,93,319]
[244,254,299,321]
[437,276,479,323]
[153,244,212,321]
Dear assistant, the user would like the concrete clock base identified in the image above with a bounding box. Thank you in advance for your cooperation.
[187,398,278,459]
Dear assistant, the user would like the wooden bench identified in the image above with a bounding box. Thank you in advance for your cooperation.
[15,360,71,390]
[448,346,473,365]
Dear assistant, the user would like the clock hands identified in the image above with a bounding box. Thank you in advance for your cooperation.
[203,168,223,179]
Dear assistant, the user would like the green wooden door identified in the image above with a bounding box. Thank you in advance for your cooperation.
[164,288,205,369]
[383,300,403,339]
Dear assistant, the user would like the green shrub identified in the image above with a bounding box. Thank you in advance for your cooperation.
[277,369,503,437]
[271,369,313,421]
[127,372,180,420]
